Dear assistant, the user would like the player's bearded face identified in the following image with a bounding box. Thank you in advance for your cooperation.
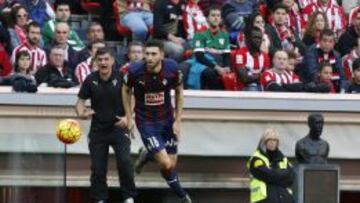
[145,47,163,71]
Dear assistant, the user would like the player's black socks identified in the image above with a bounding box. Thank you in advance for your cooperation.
[160,169,187,198]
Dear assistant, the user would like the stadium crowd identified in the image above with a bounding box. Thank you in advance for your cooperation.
[0,0,359,93]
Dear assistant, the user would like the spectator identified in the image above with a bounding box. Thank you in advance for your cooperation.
[342,38,360,81]
[282,0,305,39]
[75,21,105,65]
[222,0,254,37]
[119,41,144,73]
[302,0,346,38]
[11,21,46,75]
[0,43,12,77]
[261,50,303,92]
[45,22,77,76]
[247,127,295,203]
[238,12,270,53]
[117,0,153,42]
[42,0,84,51]
[153,0,186,62]
[35,46,76,88]
[191,6,231,90]
[7,5,30,50]
[297,0,338,9]
[183,0,208,42]
[11,50,37,92]
[317,61,335,92]
[18,0,55,27]
[303,29,345,92]
[0,17,10,53]
[265,3,306,56]
[349,6,360,26]
[336,9,360,56]
[74,41,105,84]
[345,58,360,93]
[232,27,270,91]
[302,11,329,46]
[285,50,301,83]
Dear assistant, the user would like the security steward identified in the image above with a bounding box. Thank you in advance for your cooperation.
[75,47,137,203]
[247,128,295,203]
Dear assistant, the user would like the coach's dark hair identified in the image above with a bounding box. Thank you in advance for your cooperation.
[352,58,360,72]
[95,47,114,58]
[54,0,70,11]
[145,39,164,52]
[320,29,335,41]
[26,21,40,33]
[15,51,31,73]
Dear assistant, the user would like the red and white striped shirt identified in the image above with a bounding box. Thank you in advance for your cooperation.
[349,6,360,26]
[75,57,92,84]
[302,0,347,35]
[261,69,299,90]
[11,43,47,74]
[342,49,360,81]
[297,0,338,9]
[183,0,208,40]
[231,47,270,90]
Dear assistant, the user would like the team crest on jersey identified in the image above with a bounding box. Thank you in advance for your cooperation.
[219,38,225,45]
[145,92,165,106]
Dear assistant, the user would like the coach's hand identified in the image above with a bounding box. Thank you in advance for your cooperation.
[79,109,95,120]
[115,116,128,129]
[173,120,181,140]
[125,116,136,139]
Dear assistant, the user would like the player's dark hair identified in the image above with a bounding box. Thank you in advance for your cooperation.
[145,39,164,52]
[95,47,114,58]
[320,29,335,41]
[352,58,360,72]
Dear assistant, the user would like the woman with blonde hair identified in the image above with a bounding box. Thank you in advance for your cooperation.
[247,128,295,203]
[302,11,329,46]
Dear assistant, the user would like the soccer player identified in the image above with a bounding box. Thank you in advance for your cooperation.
[122,39,192,203]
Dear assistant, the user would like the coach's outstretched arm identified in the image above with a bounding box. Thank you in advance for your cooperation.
[173,84,184,140]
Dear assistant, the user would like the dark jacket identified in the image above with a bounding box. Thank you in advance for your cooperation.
[11,73,38,93]
[222,0,254,32]
[303,44,345,91]
[336,26,359,56]
[35,64,77,88]
[153,0,185,39]
[265,25,306,56]
[249,149,295,203]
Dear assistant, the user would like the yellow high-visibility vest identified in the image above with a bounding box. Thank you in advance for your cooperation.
[247,150,292,203]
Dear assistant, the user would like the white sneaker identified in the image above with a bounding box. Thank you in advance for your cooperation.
[123,197,134,203]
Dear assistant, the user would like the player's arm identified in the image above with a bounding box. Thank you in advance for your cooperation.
[75,98,94,119]
[122,84,133,128]
[173,83,184,138]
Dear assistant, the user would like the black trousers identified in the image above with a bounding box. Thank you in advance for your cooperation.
[201,68,224,90]
[88,128,137,201]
